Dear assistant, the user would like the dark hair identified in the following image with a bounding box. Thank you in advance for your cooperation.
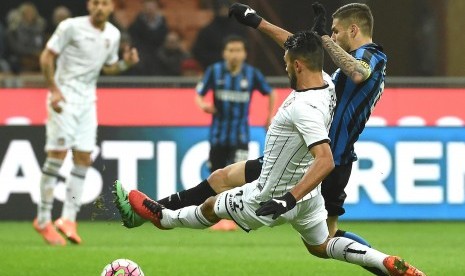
[222,35,247,50]
[283,31,323,71]
[332,3,373,37]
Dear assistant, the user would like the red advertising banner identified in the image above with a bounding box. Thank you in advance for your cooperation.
[0,88,464,126]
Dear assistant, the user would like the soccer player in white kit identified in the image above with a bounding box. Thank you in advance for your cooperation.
[33,0,139,246]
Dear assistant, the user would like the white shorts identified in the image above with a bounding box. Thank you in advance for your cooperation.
[214,182,329,245]
[45,100,97,152]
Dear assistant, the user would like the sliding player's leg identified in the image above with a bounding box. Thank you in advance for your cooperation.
[322,163,371,245]
[114,158,263,228]
[293,196,425,276]
[157,157,263,210]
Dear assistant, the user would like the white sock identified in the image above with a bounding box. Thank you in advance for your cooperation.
[37,158,63,228]
[326,237,389,274]
[160,205,214,229]
[61,165,88,222]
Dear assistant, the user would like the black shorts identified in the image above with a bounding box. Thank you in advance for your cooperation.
[321,162,353,217]
[208,144,248,173]
[244,156,263,183]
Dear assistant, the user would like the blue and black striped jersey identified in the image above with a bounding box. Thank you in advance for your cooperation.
[197,61,273,147]
[330,43,387,165]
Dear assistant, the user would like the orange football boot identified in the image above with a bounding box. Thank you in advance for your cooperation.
[383,256,426,276]
[33,218,66,246]
[54,218,82,244]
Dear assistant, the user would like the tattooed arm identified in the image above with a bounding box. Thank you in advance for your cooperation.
[321,35,371,84]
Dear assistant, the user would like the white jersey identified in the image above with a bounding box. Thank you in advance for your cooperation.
[46,16,120,103]
[256,72,336,202]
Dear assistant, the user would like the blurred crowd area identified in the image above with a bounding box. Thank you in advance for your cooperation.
[0,0,464,83]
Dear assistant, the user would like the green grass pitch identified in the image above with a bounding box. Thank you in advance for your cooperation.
[1,221,463,275]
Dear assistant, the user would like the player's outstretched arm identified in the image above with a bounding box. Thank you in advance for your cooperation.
[257,20,293,49]
[229,3,292,49]
[311,2,370,84]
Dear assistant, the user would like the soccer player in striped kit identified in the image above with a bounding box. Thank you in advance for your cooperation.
[196,35,276,230]
[195,35,276,174]
[34,0,139,246]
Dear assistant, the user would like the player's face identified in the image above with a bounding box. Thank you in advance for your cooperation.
[223,41,247,68]
[331,18,351,52]
[284,51,297,90]
[88,0,114,25]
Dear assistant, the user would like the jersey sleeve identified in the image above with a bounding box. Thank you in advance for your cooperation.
[353,47,375,75]
[253,69,273,95]
[292,101,330,149]
[46,19,73,54]
[196,66,214,96]
[105,30,120,65]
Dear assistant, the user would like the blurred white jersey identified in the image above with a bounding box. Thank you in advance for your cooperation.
[256,72,336,202]
[46,16,120,103]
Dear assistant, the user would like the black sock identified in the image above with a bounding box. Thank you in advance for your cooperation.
[334,229,346,237]
[157,180,217,210]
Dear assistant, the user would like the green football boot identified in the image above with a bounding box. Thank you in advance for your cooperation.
[113,180,146,228]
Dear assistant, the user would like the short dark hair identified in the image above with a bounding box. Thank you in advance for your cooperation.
[283,31,323,71]
[222,35,247,51]
[332,3,373,37]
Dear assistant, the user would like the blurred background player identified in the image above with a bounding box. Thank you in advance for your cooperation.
[34,0,139,246]
[195,35,276,230]
[195,35,276,173]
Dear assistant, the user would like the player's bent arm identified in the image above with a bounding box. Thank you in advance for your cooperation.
[102,47,139,75]
[40,48,59,91]
[321,35,370,84]
[195,94,215,114]
[289,142,334,201]
[257,19,293,49]
[102,60,131,75]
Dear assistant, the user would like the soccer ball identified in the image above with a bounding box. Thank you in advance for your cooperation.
[101,259,144,276]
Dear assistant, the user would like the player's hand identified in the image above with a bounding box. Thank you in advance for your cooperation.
[228,3,262,29]
[50,87,66,113]
[123,46,139,66]
[255,192,297,220]
[311,2,329,36]
[201,103,216,114]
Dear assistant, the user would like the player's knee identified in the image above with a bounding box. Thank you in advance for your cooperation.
[47,150,67,160]
[207,168,228,193]
[200,196,220,223]
[72,152,92,166]
[302,239,330,259]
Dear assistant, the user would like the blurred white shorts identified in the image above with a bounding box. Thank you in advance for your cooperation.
[45,100,97,152]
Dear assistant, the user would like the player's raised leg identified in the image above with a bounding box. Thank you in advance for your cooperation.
[128,189,219,230]
[34,150,67,246]
[157,160,249,209]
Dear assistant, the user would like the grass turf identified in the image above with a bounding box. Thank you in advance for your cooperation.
[0,221,463,275]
